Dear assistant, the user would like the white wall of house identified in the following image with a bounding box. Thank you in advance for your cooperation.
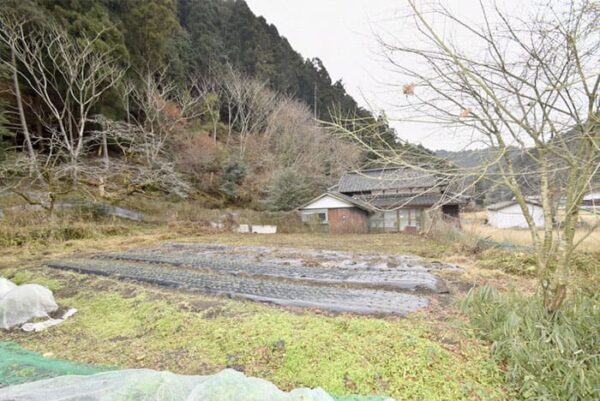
[488,203,545,229]
[299,194,356,225]
[301,194,354,210]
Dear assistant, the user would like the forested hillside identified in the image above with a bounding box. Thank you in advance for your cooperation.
[0,0,401,211]
[436,148,519,205]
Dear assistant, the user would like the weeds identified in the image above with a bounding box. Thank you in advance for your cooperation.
[0,210,134,248]
[463,286,600,401]
[3,269,508,401]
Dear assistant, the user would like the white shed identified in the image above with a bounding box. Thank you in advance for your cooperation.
[487,200,545,229]
[582,191,600,210]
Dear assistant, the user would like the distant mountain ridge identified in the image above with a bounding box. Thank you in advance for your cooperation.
[436,148,523,205]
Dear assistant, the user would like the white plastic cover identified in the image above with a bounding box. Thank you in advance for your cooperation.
[0,278,17,297]
[0,283,59,330]
[0,368,335,401]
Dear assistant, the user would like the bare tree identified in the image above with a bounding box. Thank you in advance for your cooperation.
[266,97,361,180]
[91,71,205,199]
[0,15,125,184]
[1,18,36,174]
[332,0,600,311]
[221,67,280,155]
[124,71,206,165]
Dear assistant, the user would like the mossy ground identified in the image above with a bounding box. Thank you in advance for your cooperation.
[0,228,521,400]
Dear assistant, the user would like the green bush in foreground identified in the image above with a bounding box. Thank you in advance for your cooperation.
[463,286,600,401]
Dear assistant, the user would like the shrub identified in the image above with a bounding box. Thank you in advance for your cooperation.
[462,286,600,401]
[267,168,314,211]
[424,214,493,255]
[477,249,538,276]
[220,160,247,202]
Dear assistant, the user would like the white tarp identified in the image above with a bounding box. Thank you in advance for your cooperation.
[0,279,59,330]
[0,278,17,297]
[0,368,336,401]
[21,308,77,332]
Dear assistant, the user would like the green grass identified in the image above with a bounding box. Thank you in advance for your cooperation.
[463,286,600,401]
[2,268,508,401]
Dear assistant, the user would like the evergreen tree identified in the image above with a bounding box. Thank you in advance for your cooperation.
[268,168,314,211]
[120,0,179,69]
[36,0,128,59]
[220,160,247,202]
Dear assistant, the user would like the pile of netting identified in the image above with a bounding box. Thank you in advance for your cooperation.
[0,278,58,330]
[1,368,336,401]
[0,343,393,401]
[0,342,106,386]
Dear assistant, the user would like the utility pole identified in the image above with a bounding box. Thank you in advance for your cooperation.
[313,80,318,120]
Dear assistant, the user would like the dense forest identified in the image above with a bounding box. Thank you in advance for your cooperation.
[0,0,403,211]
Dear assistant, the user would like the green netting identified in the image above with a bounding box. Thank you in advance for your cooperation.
[332,397,391,401]
[0,342,107,386]
[0,342,391,400]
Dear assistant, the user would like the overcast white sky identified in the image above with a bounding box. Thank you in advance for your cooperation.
[245,0,526,151]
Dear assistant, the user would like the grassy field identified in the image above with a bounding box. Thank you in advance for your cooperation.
[0,217,520,401]
[462,211,600,252]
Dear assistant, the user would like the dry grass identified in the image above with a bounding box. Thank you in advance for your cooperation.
[462,211,600,253]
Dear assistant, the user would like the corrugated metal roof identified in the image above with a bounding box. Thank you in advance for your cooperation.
[337,168,440,193]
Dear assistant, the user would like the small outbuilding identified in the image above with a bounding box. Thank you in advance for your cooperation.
[487,200,544,229]
[582,191,600,211]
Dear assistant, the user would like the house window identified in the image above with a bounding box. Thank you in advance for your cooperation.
[301,209,328,224]
[369,212,385,230]
[384,211,397,230]
[400,208,423,230]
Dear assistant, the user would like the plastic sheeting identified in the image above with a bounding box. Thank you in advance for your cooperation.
[0,279,58,330]
[0,368,337,401]
[0,278,16,297]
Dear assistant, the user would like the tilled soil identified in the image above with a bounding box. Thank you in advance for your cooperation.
[46,243,462,315]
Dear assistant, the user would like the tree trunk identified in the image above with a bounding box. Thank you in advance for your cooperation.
[11,46,36,173]
[102,131,109,170]
[213,119,218,144]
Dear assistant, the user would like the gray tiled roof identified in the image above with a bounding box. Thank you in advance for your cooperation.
[361,194,445,209]
[356,193,467,210]
[337,168,440,193]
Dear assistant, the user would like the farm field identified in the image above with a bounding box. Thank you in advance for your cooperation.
[0,227,518,401]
